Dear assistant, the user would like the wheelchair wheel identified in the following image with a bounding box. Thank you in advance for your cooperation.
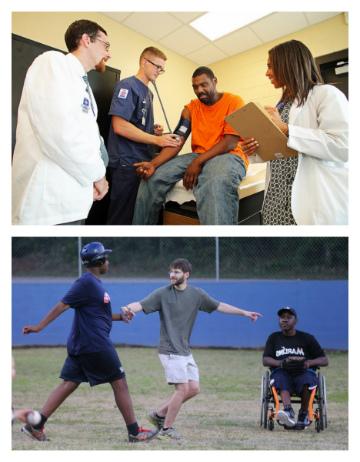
[317,373,328,430]
[268,418,274,431]
[260,371,270,429]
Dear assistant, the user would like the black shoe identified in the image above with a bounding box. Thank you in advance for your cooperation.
[21,424,48,441]
[128,426,158,443]
[295,410,311,430]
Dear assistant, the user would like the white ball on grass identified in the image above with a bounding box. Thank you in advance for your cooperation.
[27,410,41,426]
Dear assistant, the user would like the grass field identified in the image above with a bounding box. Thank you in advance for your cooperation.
[12,347,348,451]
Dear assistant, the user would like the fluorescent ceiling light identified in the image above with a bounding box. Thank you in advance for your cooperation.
[190,12,270,41]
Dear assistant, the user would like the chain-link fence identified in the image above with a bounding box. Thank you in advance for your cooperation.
[12,237,348,280]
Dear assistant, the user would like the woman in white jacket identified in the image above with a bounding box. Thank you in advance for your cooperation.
[242,40,348,225]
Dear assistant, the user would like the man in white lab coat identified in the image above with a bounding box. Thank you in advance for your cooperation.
[12,19,111,225]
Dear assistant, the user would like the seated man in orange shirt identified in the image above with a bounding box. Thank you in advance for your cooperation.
[132,66,248,225]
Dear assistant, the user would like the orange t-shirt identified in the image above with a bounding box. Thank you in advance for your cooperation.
[186,92,249,168]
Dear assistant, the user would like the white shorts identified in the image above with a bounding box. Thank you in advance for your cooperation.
[159,353,199,384]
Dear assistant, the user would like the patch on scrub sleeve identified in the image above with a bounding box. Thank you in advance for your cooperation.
[118,88,129,99]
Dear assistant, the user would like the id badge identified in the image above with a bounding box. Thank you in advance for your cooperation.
[82,97,90,113]
[141,107,147,126]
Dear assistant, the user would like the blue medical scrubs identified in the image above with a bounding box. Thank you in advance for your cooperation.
[107,76,155,224]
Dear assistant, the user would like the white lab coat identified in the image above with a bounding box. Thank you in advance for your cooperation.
[254,84,348,225]
[12,51,106,225]
[288,84,348,225]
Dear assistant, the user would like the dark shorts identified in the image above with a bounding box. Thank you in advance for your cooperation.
[270,368,318,395]
[60,348,125,387]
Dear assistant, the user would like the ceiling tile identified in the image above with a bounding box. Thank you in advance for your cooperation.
[250,12,308,43]
[100,11,346,65]
[214,27,263,55]
[122,12,183,42]
[102,12,132,23]
[186,44,228,65]
[170,12,205,24]
[305,12,340,25]
[159,25,209,55]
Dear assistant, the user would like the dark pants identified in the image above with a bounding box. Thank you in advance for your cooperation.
[106,166,140,225]
[270,368,318,395]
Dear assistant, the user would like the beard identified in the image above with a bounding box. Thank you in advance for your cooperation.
[198,90,216,105]
[95,59,106,73]
[171,276,185,286]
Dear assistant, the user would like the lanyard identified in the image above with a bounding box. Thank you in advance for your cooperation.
[82,75,108,166]
[82,75,96,117]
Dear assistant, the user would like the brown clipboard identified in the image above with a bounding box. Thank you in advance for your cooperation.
[225,102,297,161]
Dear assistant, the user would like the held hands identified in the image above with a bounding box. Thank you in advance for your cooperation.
[239,137,259,156]
[133,161,156,179]
[93,177,109,201]
[121,306,135,322]
[183,159,202,190]
[264,106,289,135]
[119,313,130,323]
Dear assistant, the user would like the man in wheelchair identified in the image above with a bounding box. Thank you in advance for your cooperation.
[262,307,328,429]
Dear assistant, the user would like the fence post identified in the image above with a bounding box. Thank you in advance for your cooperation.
[78,237,82,278]
[215,237,219,281]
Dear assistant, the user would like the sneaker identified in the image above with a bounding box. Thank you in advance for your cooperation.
[147,410,165,430]
[295,410,311,430]
[21,424,47,441]
[277,408,296,427]
[157,427,182,441]
[128,426,158,443]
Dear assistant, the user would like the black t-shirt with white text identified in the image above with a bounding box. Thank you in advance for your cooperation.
[263,330,325,372]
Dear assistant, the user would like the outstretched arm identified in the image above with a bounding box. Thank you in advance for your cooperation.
[112,116,180,148]
[22,301,70,334]
[112,313,131,323]
[120,302,144,321]
[216,302,262,321]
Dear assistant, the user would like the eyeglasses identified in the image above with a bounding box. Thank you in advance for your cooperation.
[95,37,110,52]
[145,58,165,74]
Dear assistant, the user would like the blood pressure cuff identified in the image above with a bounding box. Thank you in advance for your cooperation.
[174,118,191,140]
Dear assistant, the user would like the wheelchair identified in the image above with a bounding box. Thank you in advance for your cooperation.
[260,369,328,432]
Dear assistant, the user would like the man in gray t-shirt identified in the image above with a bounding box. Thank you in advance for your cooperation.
[122,258,262,440]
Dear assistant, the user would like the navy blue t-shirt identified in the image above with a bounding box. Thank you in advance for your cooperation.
[107,76,155,167]
[62,272,113,355]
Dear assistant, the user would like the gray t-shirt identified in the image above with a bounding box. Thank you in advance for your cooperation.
[140,285,220,355]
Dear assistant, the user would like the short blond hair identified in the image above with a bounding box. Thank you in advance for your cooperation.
[140,46,167,64]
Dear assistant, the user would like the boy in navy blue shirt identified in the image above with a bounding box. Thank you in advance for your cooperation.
[21,242,157,443]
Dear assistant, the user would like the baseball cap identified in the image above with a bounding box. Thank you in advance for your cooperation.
[277,306,297,318]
